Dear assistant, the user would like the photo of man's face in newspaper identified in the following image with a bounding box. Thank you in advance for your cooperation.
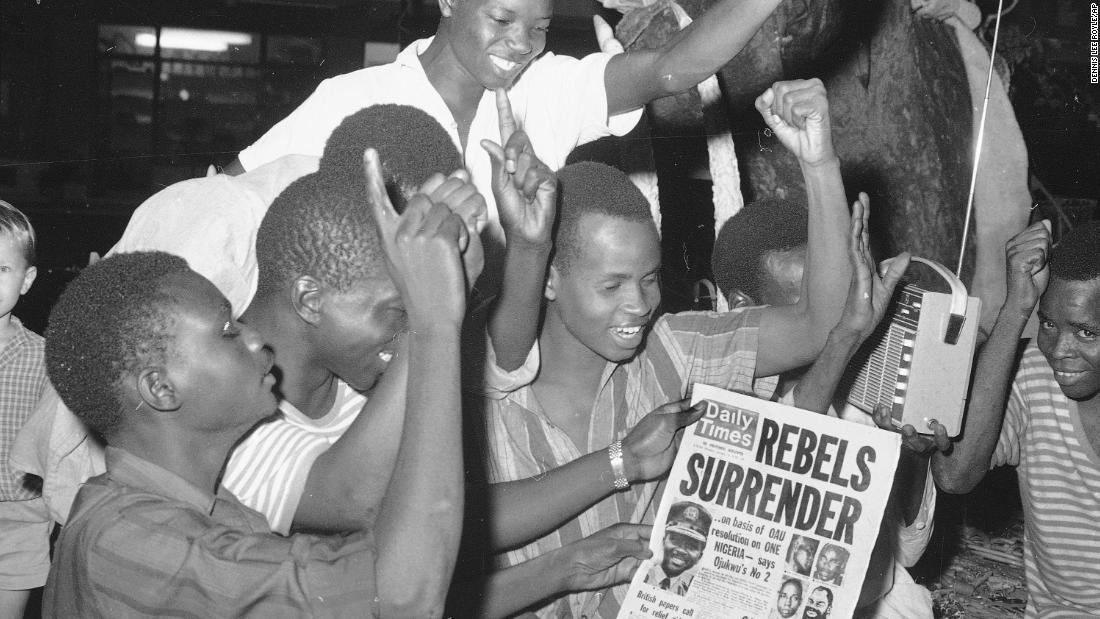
[802,585,833,618]
[644,501,712,596]
[772,578,802,618]
[786,535,818,576]
[812,544,849,585]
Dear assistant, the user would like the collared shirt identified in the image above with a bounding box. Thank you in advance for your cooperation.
[0,316,47,501]
[238,37,642,251]
[993,342,1100,618]
[483,307,777,618]
[643,564,695,596]
[12,380,365,533]
[44,447,379,618]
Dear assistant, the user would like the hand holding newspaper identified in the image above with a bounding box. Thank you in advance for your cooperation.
[618,384,901,619]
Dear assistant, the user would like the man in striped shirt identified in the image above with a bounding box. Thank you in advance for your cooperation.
[933,219,1100,617]
[480,79,855,617]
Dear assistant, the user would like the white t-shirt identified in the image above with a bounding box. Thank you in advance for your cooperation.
[108,155,319,315]
[238,37,643,249]
[224,380,368,534]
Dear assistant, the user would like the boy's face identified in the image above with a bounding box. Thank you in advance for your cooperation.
[446,0,553,90]
[315,276,406,392]
[160,271,277,433]
[1037,277,1100,402]
[0,232,35,319]
[546,214,661,364]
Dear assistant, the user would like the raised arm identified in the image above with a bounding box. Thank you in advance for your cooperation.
[603,0,782,114]
[933,220,1051,493]
[483,89,557,371]
[753,79,852,376]
[291,170,487,533]
[364,148,479,616]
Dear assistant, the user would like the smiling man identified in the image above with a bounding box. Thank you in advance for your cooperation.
[644,502,711,596]
[226,0,785,284]
[933,220,1100,617]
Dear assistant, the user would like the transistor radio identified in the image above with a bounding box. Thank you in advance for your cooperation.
[842,257,981,437]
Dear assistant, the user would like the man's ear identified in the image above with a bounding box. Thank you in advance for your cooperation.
[137,367,181,412]
[544,264,560,302]
[292,275,324,326]
[438,0,457,17]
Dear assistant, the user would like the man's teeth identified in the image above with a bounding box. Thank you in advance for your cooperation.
[378,350,394,363]
[1055,370,1084,378]
[490,55,517,72]
[613,326,642,337]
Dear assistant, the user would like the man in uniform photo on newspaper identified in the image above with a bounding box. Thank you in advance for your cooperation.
[643,501,712,595]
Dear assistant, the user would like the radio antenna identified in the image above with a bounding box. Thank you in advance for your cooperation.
[956,0,1007,277]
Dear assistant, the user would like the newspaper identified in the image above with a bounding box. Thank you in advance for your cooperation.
[618,384,901,619]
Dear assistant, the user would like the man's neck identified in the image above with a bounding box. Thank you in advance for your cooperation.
[419,31,486,149]
[535,311,612,395]
[240,299,337,420]
[112,428,239,496]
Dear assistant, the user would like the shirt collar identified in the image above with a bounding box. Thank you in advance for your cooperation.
[394,37,434,70]
[104,446,220,515]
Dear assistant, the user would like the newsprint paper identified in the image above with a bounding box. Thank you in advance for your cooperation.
[618,384,901,619]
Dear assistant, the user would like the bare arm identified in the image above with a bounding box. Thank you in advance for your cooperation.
[483,89,557,371]
[751,79,851,377]
[933,221,1051,493]
[603,0,782,114]
[475,524,651,618]
[488,400,704,551]
[364,149,479,616]
[291,172,487,533]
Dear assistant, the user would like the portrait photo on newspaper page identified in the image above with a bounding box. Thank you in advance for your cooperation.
[618,384,902,619]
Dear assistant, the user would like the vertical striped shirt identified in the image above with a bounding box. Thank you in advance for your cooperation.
[484,307,776,618]
[993,342,1100,617]
[45,447,379,618]
[224,379,367,534]
[0,317,47,501]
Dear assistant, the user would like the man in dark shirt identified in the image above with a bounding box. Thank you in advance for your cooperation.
[42,151,476,617]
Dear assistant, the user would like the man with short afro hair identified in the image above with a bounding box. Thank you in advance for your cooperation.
[550,161,654,275]
[933,219,1100,616]
[45,252,190,438]
[711,198,808,307]
[254,172,387,298]
[480,79,856,616]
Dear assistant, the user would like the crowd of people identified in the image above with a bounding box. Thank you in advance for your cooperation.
[0,0,1096,617]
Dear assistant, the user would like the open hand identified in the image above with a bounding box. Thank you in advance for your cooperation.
[559,523,653,592]
[480,89,557,248]
[836,194,910,341]
[754,78,836,167]
[622,399,706,483]
[363,148,472,328]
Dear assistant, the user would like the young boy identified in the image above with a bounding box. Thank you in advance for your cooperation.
[43,147,473,615]
[932,220,1100,617]
[226,0,785,263]
[480,78,853,617]
[0,200,45,619]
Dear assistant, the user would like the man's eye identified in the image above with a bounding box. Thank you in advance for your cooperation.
[1040,319,1055,330]
[1079,328,1097,339]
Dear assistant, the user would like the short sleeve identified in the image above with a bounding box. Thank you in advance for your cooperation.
[481,333,539,399]
[238,77,364,170]
[223,418,331,534]
[991,380,1028,468]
